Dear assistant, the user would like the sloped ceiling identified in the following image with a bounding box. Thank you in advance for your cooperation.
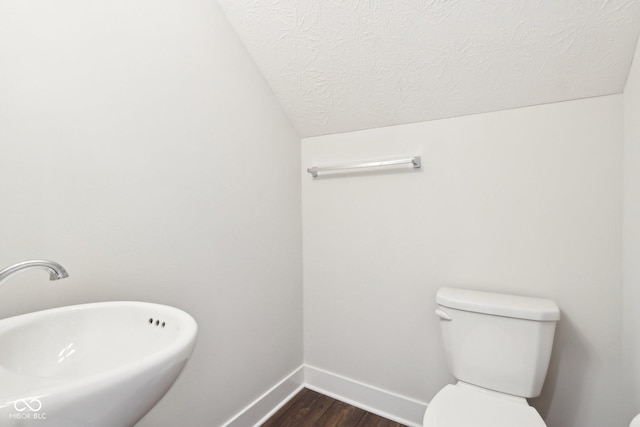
[217,0,640,137]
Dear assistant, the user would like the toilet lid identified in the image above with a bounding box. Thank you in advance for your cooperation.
[423,384,546,427]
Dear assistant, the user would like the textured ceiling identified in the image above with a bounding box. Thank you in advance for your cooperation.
[217,0,640,137]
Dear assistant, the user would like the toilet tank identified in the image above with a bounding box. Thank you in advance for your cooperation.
[436,287,560,398]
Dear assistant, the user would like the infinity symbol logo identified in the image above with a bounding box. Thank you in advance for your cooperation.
[14,398,42,412]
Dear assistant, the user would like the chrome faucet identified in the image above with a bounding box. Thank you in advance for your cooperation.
[0,260,69,284]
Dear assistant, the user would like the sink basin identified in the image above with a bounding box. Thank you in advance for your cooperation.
[0,301,197,427]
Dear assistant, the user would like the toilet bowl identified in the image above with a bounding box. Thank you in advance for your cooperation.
[423,288,560,427]
[423,383,545,427]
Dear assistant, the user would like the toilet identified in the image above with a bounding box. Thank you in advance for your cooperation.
[423,287,561,427]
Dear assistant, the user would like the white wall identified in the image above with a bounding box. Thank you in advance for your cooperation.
[302,96,623,427]
[0,1,302,426]
[624,35,640,423]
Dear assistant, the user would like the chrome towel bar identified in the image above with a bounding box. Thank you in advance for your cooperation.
[307,156,421,177]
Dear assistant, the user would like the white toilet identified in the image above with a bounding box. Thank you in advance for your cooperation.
[423,287,561,427]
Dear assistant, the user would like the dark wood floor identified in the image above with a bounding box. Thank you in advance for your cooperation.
[262,388,407,427]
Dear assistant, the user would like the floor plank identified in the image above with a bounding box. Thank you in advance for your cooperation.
[315,400,367,426]
[262,389,334,427]
[355,412,406,427]
[261,388,407,427]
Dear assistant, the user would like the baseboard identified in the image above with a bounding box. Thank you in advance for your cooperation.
[304,365,427,427]
[223,364,427,427]
[223,365,305,427]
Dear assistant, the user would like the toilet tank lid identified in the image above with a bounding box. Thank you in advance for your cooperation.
[436,288,560,321]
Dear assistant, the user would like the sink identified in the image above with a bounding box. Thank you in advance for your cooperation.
[0,301,197,427]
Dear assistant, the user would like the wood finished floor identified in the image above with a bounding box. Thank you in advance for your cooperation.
[261,388,407,427]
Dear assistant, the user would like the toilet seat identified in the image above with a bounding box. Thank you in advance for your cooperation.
[423,384,546,427]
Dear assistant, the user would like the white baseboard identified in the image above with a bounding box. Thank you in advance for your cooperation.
[304,365,427,427]
[224,364,427,427]
[223,365,305,427]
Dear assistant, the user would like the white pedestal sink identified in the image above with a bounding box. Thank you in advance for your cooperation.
[0,301,197,427]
